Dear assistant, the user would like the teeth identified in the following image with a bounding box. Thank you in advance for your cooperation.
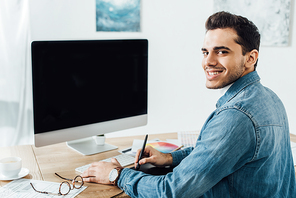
[208,72,220,75]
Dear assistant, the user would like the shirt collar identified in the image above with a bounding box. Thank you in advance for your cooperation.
[219,83,233,96]
[216,71,261,108]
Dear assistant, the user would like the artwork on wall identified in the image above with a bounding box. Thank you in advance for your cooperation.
[213,0,291,46]
[96,0,141,32]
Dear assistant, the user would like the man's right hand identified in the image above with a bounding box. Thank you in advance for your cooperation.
[134,146,173,169]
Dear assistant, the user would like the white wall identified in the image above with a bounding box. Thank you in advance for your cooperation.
[28,0,296,138]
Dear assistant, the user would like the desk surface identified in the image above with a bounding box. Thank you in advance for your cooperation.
[0,133,295,198]
[0,133,178,197]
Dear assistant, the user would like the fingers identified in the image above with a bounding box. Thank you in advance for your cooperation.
[135,148,145,168]
[135,147,173,167]
[82,175,97,183]
[139,155,152,165]
[135,148,143,168]
[81,166,97,178]
[134,146,155,168]
[110,158,121,166]
[81,170,97,183]
[81,160,123,184]
[135,148,142,163]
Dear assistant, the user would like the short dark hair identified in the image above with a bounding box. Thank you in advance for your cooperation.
[205,11,260,69]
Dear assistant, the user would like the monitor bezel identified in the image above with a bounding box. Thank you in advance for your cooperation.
[31,39,148,151]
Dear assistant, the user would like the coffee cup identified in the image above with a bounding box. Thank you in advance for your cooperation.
[93,135,105,145]
[0,157,22,178]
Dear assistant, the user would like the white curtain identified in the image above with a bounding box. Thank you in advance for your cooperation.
[0,0,33,146]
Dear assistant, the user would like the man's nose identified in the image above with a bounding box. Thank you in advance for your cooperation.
[204,53,217,66]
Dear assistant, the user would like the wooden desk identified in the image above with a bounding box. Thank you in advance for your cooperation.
[0,133,177,197]
[0,132,295,197]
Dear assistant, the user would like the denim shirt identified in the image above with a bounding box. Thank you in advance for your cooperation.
[118,71,296,198]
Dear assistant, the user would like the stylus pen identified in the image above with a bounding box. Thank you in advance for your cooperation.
[136,134,148,170]
[171,145,184,152]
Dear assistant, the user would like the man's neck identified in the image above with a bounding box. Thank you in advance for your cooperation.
[219,83,233,96]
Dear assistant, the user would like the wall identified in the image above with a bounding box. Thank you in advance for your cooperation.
[28,0,296,138]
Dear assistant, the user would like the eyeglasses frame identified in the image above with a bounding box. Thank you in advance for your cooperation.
[30,173,84,196]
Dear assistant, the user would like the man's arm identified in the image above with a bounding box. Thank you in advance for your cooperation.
[82,109,256,197]
[117,109,256,197]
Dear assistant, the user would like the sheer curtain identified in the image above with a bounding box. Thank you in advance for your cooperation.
[0,0,33,146]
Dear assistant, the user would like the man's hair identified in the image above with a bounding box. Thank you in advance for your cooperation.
[205,11,260,69]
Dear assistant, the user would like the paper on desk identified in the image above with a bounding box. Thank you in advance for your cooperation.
[126,139,158,156]
[119,139,160,155]
[0,179,87,198]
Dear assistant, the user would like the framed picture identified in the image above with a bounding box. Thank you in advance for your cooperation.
[96,0,141,32]
[214,0,291,46]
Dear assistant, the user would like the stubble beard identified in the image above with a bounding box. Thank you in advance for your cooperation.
[205,62,245,90]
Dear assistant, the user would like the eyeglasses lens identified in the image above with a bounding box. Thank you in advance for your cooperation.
[60,181,71,195]
[73,175,84,189]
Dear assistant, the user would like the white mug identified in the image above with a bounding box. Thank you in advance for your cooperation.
[0,157,22,178]
[93,135,105,145]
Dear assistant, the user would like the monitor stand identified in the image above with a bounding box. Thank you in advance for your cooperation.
[66,135,118,156]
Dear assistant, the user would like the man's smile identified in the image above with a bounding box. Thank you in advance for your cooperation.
[208,71,222,76]
[205,67,225,80]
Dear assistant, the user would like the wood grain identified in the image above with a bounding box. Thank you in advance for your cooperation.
[32,133,177,197]
[0,145,42,187]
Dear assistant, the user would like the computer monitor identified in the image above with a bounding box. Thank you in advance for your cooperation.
[31,39,148,155]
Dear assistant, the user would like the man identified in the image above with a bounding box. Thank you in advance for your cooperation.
[82,11,296,197]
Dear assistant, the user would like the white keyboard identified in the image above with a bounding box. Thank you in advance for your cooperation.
[75,154,135,173]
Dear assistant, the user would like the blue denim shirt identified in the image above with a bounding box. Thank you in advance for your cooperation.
[118,71,296,197]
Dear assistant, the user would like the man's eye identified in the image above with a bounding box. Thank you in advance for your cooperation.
[202,51,209,56]
[218,50,228,55]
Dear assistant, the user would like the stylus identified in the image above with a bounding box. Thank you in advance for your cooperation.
[136,134,148,170]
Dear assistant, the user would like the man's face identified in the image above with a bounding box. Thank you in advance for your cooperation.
[201,28,250,89]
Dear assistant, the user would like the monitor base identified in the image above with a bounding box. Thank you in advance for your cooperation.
[67,137,118,156]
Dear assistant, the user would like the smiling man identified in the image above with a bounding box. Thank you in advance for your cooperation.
[201,27,257,89]
[82,12,296,197]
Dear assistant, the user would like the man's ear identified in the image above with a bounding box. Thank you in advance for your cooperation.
[245,49,259,69]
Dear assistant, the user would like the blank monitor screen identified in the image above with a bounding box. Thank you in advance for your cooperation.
[31,39,148,145]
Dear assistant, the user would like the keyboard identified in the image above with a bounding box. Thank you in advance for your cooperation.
[75,154,135,173]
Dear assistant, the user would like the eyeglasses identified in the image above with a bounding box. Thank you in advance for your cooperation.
[30,173,84,196]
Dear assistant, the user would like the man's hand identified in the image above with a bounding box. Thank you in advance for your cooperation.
[81,158,122,184]
[135,146,173,168]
